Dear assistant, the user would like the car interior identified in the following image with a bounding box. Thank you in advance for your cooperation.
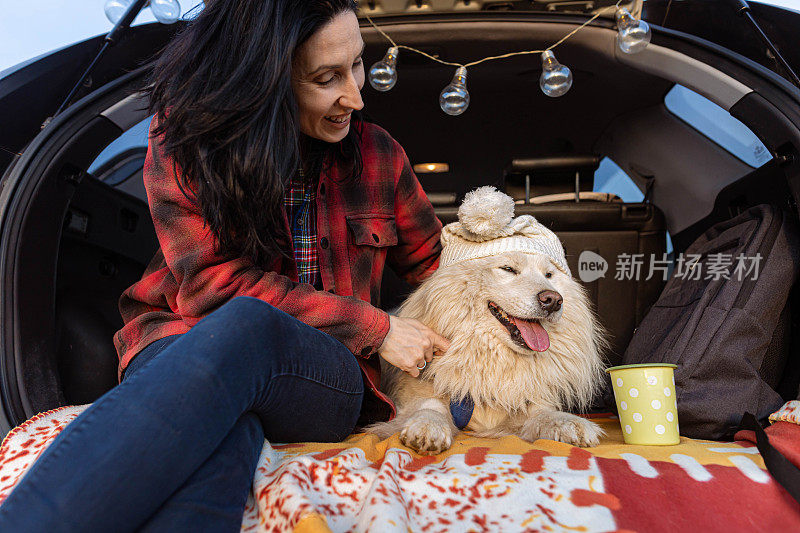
[5,14,800,427]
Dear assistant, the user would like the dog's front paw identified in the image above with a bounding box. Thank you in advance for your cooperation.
[400,410,454,455]
[521,411,604,448]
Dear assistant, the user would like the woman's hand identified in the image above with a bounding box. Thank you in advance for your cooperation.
[378,316,451,377]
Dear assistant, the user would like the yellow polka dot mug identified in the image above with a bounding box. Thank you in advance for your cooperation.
[606,363,680,445]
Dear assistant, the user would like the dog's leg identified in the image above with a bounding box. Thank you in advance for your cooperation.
[397,398,458,455]
[519,408,604,448]
[364,398,458,455]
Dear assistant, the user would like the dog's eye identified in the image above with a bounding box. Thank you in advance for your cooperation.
[545,272,553,278]
[500,266,518,274]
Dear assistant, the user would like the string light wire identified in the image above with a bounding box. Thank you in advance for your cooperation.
[362,0,624,69]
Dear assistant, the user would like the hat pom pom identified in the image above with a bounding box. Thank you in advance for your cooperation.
[458,186,515,239]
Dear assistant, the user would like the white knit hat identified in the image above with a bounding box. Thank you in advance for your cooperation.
[439,186,571,276]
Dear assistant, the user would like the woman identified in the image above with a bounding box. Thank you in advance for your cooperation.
[0,1,448,531]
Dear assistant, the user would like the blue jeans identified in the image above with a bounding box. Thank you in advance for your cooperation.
[0,296,364,532]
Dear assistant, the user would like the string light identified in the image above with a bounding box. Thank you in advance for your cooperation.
[439,67,470,115]
[368,46,399,91]
[539,51,573,97]
[362,1,652,112]
[104,0,182,25]
[150,0,182,24]
[104,0,134,23]
[616,7,652,54]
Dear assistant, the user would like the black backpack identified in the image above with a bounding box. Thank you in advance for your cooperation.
[619,204,800,440]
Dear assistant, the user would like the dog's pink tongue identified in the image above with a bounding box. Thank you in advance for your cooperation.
[511,318,550,352]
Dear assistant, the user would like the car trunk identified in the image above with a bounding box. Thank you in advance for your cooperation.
[2,9,800,433]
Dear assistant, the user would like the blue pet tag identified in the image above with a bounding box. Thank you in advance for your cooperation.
[450,394,475,430]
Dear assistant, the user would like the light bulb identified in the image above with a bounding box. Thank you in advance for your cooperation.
[539,51,573,98]
[439,66,470,116]
[104,0,135,24]
[616,8,651,54]
[369,47,399,92]
[150,0,181,24]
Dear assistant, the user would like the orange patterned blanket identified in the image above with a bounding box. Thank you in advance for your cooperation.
[2,407,799,532]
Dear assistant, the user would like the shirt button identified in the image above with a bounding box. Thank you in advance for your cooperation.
[320,237,329,249]
[360,346,372,356]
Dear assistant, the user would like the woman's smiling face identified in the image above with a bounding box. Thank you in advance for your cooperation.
[292,10,365,143]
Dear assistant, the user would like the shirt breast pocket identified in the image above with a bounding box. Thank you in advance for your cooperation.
[345,214,398,248]
[345,214,398,304]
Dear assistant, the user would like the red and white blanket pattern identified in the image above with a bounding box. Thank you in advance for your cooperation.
[2,404,800,532]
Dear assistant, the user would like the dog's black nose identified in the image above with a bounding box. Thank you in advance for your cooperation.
[537,290,563,313]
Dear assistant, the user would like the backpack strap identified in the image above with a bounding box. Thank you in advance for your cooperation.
[739,412,800,503]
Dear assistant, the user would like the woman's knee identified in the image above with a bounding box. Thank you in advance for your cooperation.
[187,297,361,388]
[197,297,304,352]
[212,296,286,328]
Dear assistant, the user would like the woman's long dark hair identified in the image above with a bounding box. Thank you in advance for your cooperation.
[144,0,363,266]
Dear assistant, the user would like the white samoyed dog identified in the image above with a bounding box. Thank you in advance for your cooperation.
[368,187,608,454]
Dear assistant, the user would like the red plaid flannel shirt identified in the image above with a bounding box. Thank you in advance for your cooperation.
[114,118,442,419]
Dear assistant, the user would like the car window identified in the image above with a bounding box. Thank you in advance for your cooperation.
[593,157,643,202]
[87,116,153,202]
[664,84,772,168]
[594,157,673,253]
[89,116,152,176]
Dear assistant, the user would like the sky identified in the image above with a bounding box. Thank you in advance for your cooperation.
[1,0,799,75]
[0,1,202,75]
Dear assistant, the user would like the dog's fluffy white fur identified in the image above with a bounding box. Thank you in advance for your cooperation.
[367,251,608,454]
